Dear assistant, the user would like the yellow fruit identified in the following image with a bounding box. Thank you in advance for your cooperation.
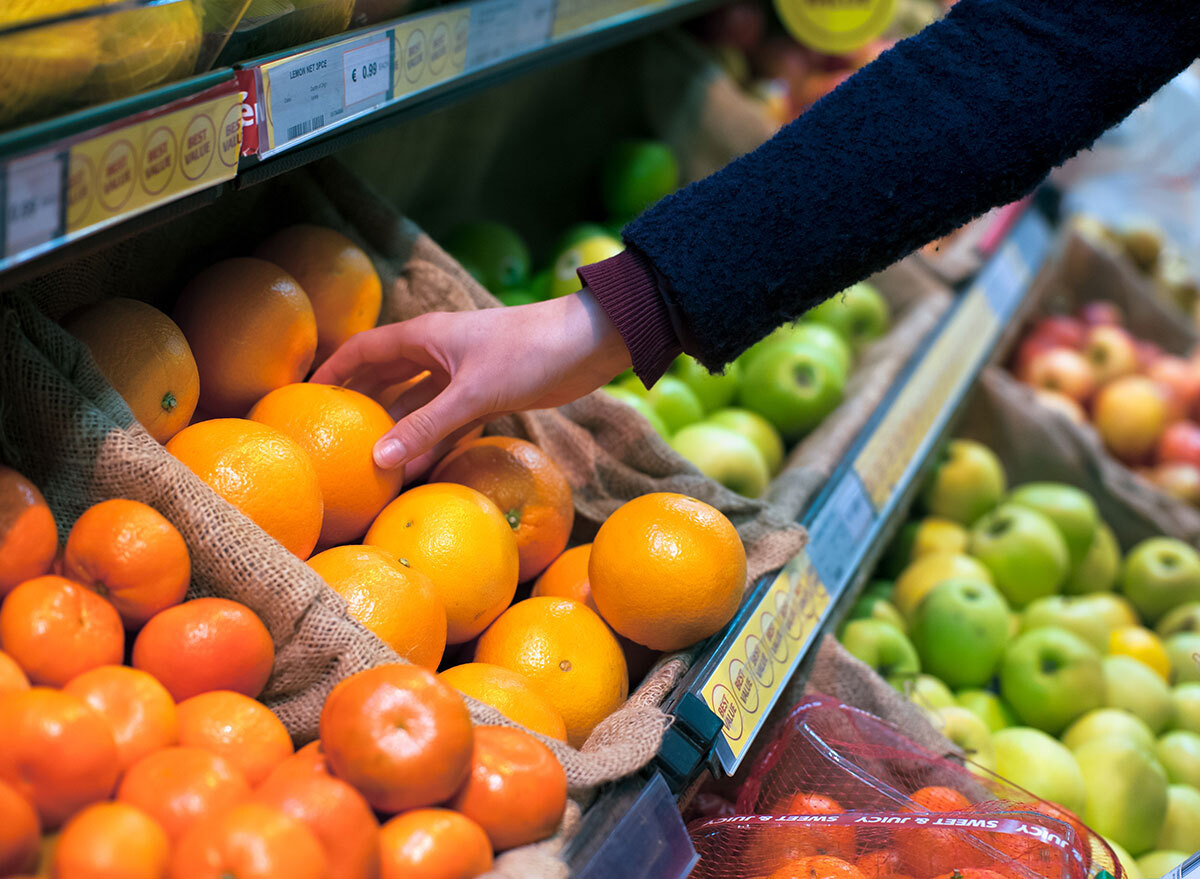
[439,663,567,742]
[1110,626,1171,681]
[475,597,627,748]
[912,517,969,559]
[892,552,995,619]
[0,0,101,127]
[81,0,201,103]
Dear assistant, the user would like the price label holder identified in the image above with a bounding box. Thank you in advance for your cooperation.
[465,0,554,68]
[552,0,667,38]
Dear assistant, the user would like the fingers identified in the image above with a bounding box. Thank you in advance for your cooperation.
[401,418,487,481]
[374,382,483,470]
[311,322,439,390]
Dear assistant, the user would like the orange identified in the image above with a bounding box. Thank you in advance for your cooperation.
[307,545,446,669]
[379,808,493,879]
[63,499,190,627]
[132,597,274,701]
[765,792,855,862]
[62,665,178,773]
[249,383,403,545]
[169,802,328,879]
[256,761,380,879]
[318,664,473,813]
[0,466,57,597]
[0,575,124,687]
[117,746,250,844]
[0,779,39,877]
[855,850,908,879]
[0,688,119,828]
[474,597,628,748]
[531,544,595,612]
[0,649,29,694]
[173,257,318,418]
[365,483,518,644]
[431,437,574,582]
[254,225,382,366]
[166,418,323,558]
[1109,625,1171,680]
[769,857,865,879]
[908,785,972,812]
[439,663,567,741]
[176,690,292,786]
[589,492,746,651]
[53,802,169,879]
[274,740,332,778]
[447,726,567,852]
[63,298,199,443]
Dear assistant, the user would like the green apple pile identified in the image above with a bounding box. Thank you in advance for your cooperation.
[839,437,1200,877]
[606,284,891,498]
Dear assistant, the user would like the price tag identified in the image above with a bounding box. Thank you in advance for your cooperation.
[806,473,875,591]
[4,153,65,259]
[552,0,663,37]
[465,0,554,68]
[343,39,392,106]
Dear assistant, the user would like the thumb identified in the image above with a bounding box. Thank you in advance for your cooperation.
[373,382,480,470]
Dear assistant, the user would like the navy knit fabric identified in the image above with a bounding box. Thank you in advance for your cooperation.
[624,0,1200,372]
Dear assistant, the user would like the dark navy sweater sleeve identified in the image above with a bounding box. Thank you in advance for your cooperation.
[589,0,1200,378]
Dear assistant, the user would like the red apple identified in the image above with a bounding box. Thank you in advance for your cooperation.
[1157,420,1200,468]
[1147,356,1200,422]
[1079,301,1125,327]
[1025,348,1096,402]
[1136,339,1166,371]
[1084,325,1140,384]
[1094,375,1171,465]
[1032,388,1088,424]
[751,36,812,84]
[695,3,766,50]
[1031,315,1087,350]
[1148,462,1200,506]
[1015,334,1064,381]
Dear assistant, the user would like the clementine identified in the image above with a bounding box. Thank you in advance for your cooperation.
[176,690,293,786]
[63,297,199,443]
[769,856,865,879]
[254,225,382,366]
[132,597,274,701]
[307,545,446,669]
[318,664,473,813]
[0,466,57,596]
[0,575,123,686]
[439,663,567,741]
[169,802,328,879]
[0,649,29,694]
[63,498,190,627]
[0,688,119,828]
[531,544,594,612]
[0,779,39,877]
[589,492,746,651]
[855,850,908,879]
[909,786,972,812]
[53,802,169,879]
[166,418,324,558]
[273,740,332,778]
[62,665,178,773]
[767,792,856,862]
[173,258,317,417]
[117,746,250,843]
[379,808,493,879]
[365,483,518,643]
[474,597,627,748]
[431,437,574,582]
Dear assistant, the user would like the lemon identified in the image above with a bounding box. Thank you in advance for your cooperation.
[0,0,102,127]
[1110,625,1171,681]
[912,517,969,559]
[81,0,201,103]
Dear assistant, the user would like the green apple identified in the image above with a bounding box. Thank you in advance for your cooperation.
[921,439,1007,525]
[910,579,1009,688]
[737,342,845,442]
[601,387,669,438]
[1076,735,1169,856]
[1000,627,1104,733]
[993,726,1087,814]
[892,673,956,711]
[1020,595,1111,652]
[1167,633,1200,684]
[845,594,907,634]
[1173,683,1200,734]
[601,140,679,222]
[1106,838,1144,879]
[618,374,704,434]
[956,689,1019,732]
[863,579,894,601]
[1158,784,1200,853]
[1008,482,1099,569]
[1160,731,1200,788]
[1076,592,1141,636]
[936,705,995,771]
[1106,655,1175,734]
[840,618,920,681]
[1138,851,1189,878]
[740,322,853,378]
[444,221,530,292]
[670,424,770,498]
[891,552,995,620]
[1159,602,1200,638]
[550,234,624,298]
[1122,537,1200,624]
[970,504,1070,608]
[1064,521,1121,595]
[555,223,611,252]
[1062,708,1157,754]
[708,408,785,475]
[804,282,890,351]
[670,355,741,414]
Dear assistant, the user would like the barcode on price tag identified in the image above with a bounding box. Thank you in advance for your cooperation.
[343,39,391,105]
[4,152,65,260]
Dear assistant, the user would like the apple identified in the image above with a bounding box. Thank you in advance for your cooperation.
[737,342,845,441]
[1032,389,1088,424]
[840,619,920,681]
[920,439,1007,525]
[1158,784,1200,853]
[1024,348,1096,402]
[844,594,907,634]
[1138,340,1168,371]
[1148,357,1200,422]
[707,408,786,475]
[862,579,894,602]
[741,323,853,379]
[1095,376,1171,465]
[1158,421,1200,468]
[1105,838,1144,879]
[602,386,669,438]
[1031,315,1087,350]
[1079,300,1125,327]
[1122,537,1200,624]
[936,705,995,771]
[1172,683,1200,734]
[992,727,1087,814]
[1063,522,1121,595]
[969,504,1069,608]
[1167,633,1200,684]
[1148,463,1200,506]
[670,423,770,498]
[893,673,956,711]
[1160,731,1200,789]
[550,234,624,298]
[911,517,969,558]
[803,282,890,351]
[1075,592,1140,635]
[1020,595,1111,653]
[617,373,704,434]
[1084,325,1140,384]
[1062,707,1156,754]
[1014,333,1065,382]
[1157,602,1200,638]
[1105,655,1175,734]
[891,552,995,620]
[670,355,741,414]
[956,689,1018,732]
[1075,735,1168,856]
[1000,627,1104,733]
[1138,851,1189,878]
[910,579,1009,688]
[1008,482,1099,569]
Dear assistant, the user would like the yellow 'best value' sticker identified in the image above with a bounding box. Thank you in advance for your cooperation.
[774,0,896,54]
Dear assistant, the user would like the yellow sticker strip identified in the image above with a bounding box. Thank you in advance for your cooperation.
[394,8,470,97]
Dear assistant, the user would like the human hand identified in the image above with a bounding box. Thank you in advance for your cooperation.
[311,290,633,476]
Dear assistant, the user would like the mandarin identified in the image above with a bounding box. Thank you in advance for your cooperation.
[169,802,328,879]
[176,690,292,786]
[769,856,865,879]
[474,597,628,748]
[531,544,594,612]
[62,665,178,773]
[132,597,274,701]
[0,466,57,596]
[53,802,169,879]
[166,418,324,558]
[117,746,250,843]
[439,663,567,741]
[365,483,518,644]
[63,298,199,443]
[0,649,29,694]
[307,545,446,669]
[379,808,493,879]
[0,575,123,687]
[0,779,39,877]
[63,499,190,627]
[909,785,972,812]
[764,792,855,862]
[173,258,317,418]
[319,664,473,813]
